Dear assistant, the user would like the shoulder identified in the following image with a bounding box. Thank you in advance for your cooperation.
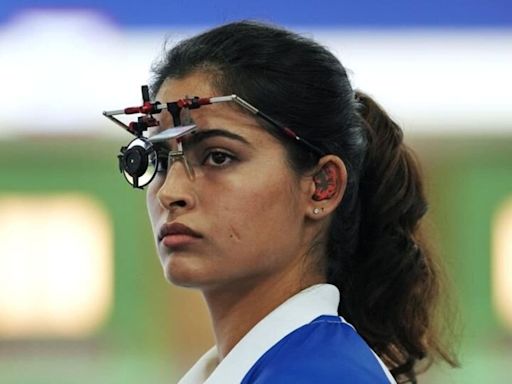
[241,315,393,384]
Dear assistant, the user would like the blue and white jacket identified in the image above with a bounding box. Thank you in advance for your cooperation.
[178,284,396,383]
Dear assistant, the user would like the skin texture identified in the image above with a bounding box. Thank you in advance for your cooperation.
[146,71,347,360]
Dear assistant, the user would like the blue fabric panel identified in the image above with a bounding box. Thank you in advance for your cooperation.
[241,315,391,384]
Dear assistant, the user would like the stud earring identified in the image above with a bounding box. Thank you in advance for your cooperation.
[313,207,321,214]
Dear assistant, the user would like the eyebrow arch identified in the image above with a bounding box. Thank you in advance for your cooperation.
[183,129,253,148]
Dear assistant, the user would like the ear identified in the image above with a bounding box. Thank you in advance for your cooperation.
[305,155,347,220]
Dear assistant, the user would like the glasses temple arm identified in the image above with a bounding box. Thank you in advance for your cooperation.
[225,95,325,157]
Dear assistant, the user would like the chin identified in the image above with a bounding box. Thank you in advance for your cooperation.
[164,270,198,288]
[161,254,207,288]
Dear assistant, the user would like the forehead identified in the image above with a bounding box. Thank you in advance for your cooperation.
[154,73,263,134]
[155,74,215,129]
[156,72,216,102]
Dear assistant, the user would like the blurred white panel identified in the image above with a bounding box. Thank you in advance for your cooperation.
[0,10,187,138]
[316,29,512,133]
[0,194,113,338]
[492,197,512,332]
[0,10,510,137]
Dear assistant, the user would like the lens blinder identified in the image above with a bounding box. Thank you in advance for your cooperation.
[119,138,158,189]
[123,146,149,177]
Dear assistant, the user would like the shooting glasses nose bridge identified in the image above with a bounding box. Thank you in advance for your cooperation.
[166,149,196,180]
[156,152,196,210]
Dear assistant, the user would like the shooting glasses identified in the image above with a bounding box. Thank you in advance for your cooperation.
[103,85,324,189]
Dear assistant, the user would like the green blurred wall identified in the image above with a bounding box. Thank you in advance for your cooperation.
[0,138,179,383]
[417,135,512,383]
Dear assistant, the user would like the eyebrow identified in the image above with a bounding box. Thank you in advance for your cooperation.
[183,128,253,148]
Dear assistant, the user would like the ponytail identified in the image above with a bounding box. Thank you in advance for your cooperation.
[330,91,458,382]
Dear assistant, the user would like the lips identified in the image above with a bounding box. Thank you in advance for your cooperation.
[158,222,202,244]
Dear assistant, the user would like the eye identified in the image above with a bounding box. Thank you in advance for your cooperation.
[203,150,235,167]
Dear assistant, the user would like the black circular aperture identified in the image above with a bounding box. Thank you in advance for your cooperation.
[123,146,149,177]
[119,137,158,189]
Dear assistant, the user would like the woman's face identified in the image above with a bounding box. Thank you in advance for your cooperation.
[146,72,315,291]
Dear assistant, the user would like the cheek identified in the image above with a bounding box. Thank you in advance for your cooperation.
[210,172,299,247]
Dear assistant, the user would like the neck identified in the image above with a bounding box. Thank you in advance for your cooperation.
[202,273,325,360]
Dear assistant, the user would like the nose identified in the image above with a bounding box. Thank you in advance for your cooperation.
[156,158,196,213]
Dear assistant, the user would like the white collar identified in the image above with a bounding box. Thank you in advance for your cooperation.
[177,284,340,384]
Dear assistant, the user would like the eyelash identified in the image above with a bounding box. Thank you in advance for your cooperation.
[202,150,236,167]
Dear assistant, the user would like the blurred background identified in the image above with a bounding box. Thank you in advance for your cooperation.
[0,1,511,383]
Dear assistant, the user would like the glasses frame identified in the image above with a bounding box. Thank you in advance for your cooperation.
[103,85,325,188]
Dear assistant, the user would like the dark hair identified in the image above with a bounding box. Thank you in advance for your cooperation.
[150,21,458,382]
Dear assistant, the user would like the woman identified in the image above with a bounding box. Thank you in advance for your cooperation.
[108,21,457,383]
